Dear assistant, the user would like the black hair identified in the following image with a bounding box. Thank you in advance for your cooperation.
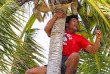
[66,15,78,23]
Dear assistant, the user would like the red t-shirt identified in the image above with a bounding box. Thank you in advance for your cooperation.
[63,31,93,57]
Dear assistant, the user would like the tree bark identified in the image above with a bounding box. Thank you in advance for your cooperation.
[15,0,35,6]
[47,0,78,74]
[47,9,66,74]
[48,0,72,4]
[71,0,78,15]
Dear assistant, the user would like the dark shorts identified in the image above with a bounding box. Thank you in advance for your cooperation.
[44,56,77,74]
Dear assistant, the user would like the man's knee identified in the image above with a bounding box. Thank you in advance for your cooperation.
[70,52,79,62]
[25,69,32,74]
[25,67,40,74]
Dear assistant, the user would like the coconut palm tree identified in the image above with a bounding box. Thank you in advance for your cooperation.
[0,0,110,74]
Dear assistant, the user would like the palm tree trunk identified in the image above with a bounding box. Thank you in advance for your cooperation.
[47,0,78,74]
[47,13,66,74]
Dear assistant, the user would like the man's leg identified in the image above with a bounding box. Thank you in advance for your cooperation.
[65,52,79,74]
[25,66,47,74]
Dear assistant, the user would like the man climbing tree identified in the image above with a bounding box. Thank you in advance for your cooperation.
[25,10,101,74]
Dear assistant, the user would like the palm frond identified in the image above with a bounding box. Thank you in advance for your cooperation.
[11,29,46,74]
[0,1,24,73]
[78,0,110,73]
[77,45,110,74]
[0,0,46,73]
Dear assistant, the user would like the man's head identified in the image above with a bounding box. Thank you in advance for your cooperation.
[65,15,79,33]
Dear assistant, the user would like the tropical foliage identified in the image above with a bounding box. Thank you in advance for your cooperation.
[77,0,110,73]
[0,0,110,74]
[0,0,46,74]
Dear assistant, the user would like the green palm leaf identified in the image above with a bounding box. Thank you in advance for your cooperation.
[78,0,110,73]
[0,0,46,73]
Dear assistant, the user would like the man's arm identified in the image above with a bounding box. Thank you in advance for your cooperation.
[85,30,102,54]
[44,10,65,37]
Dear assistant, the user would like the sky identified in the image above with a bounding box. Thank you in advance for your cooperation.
[32,14,51,52]
[32,15,51,65]
[24,1,51,52]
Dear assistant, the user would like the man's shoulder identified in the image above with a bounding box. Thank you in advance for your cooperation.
[64,31,85,38]
[74,34,87,40]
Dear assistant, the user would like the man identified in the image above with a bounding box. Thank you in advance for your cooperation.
[26,10,101,74]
